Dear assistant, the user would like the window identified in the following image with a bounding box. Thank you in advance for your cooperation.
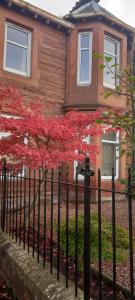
[74,136,90,180]
[104,35,120,89]
[4,23,31,76]
[102,131,119,179]
[77,32,92,85]
[0,114,27,176]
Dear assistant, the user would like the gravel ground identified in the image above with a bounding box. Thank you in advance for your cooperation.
[91,200,135,231]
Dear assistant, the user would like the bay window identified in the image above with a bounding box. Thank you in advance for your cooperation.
[104,35,120,89]
[102,131,119,179]
[77,32,92,85]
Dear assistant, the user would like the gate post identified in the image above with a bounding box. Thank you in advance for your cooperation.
[1,159,7,232]
[83,157,94,300]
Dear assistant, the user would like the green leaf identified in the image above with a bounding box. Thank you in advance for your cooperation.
[128,87,135,92]
[96,119,103,124]
[99,64,106,70]
[115,85,122,93]
[93,53,103,59]
[111,63,119,68]
[104,56,113,63]
[127,76,135,81]
[104,92,113,99]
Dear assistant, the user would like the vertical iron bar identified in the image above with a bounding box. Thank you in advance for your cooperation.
[12,170,15,239]
[37,168,41,263]
[2,160,7,232]
[75,167,79,297]
[19,170,22,245]
[9,170,12,236]
[128,169,134,299]
[43,168,47,268]
[28,168,31,253]
[0,169,2,228]
[50,168,54,274]
[6,170,9,234]
[32,169,36,257]
[16,171,19,242]
[66,165,69,288]
[0,170,2,228]
[112,168,116,300]
[23,169,26,250]
[84,157,91,300]
[57,166,61,280]
[98,169,102,300]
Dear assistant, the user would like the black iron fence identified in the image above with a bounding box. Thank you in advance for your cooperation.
[0,158,134,300]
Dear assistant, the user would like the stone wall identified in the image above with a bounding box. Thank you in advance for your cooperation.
[0,231,83,300]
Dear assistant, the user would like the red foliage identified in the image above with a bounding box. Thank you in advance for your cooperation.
[0,83,103,168]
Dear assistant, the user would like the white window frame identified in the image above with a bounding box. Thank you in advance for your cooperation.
[77,32,92,86]
[101,131,119,180]
[74,136,90,180]
[3,22,32,77]
[104,35,120,90]
[0,113,27,177]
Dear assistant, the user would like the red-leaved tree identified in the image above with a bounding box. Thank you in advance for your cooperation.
[0,83,105,221]
[0,83,103,169]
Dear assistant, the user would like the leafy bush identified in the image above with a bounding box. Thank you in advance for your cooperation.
[60,213,129,269]
[119,170,135,198]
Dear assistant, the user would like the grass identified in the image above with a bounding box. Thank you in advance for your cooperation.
[60,213,129,270]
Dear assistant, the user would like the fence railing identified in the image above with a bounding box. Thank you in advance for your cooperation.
[0,158,134,300]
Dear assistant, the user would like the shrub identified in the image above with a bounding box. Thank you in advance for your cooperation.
[60,213,129,270]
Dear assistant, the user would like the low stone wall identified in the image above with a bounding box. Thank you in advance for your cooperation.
[0,231,83,300]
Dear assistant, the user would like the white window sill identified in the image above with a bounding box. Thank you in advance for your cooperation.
[77,81,91,87]
[101,176,118,180]
[103,84,116,90]
[3,66,30,78]
[78,175,84,181]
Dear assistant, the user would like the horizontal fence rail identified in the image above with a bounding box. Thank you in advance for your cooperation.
[0,159,135,300]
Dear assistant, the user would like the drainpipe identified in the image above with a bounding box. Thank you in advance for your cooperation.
[130,33,135,169]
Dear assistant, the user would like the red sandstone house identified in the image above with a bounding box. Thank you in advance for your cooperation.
[0,0,135,199]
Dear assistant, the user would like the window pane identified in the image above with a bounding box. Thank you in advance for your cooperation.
[7,26,28,47]
[104,54,115,87]
[102,132,117,141]
[0,132,11,140]
[81,34,90,49]
[102,143,116,176]
[80,50,89,82]
[104,38,116,55]
[6,43,27,73]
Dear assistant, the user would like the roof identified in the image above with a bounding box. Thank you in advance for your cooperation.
[0,0,74,32]
[65,0,135,34]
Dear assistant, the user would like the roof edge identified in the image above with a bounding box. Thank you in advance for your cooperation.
[1,0,74,31]
[65,11,135,34]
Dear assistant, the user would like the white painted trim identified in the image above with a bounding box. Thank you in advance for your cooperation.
[77,32,92,86]
[74,136,90,180]
[101,131,119,180]
[3,22,32,77]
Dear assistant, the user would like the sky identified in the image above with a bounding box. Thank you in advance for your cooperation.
[25,0,135,27]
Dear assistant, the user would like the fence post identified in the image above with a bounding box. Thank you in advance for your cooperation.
[1,159,7,232]
[83,157,94,300]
